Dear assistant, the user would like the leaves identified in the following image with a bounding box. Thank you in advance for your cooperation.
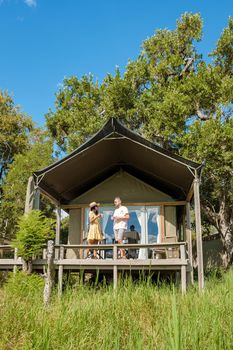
[13,210,55,261]
[0,91,33,187]
[0,139,54,239]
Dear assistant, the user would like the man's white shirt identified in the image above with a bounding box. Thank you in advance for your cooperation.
[113,206,129,230]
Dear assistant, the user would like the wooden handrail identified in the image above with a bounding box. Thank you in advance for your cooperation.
[54,242,186,250]
[0,245,14,249]
[0,242,186,253]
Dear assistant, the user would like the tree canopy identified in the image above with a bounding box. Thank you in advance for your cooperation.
[0,137,54,240]
[0,91,33,192]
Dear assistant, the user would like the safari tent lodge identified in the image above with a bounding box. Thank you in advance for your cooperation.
[2,118,205,292]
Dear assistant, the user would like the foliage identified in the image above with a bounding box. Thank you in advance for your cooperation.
[13,210,55,262]
[1,270,233,349]
[46,75,105,152]
[0,91,33,190]
[0,138,54,240]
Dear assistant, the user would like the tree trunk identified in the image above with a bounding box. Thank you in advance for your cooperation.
[202,201,233,267]
[218,204,233,267]
[22,258,33,274]
[221,230,233,267]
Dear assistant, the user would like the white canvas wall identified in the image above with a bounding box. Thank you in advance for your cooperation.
[71,171,174,205]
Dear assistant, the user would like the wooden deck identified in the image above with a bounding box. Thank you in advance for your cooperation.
[0,242,191,293]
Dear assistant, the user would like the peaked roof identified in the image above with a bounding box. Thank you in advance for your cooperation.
[34,117,201,204]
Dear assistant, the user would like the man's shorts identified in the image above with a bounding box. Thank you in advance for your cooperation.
[114,228,126,242]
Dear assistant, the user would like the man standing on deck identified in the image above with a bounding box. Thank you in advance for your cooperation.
[112,197,129,258]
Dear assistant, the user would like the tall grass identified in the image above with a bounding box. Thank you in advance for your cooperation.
[0,270,233,350]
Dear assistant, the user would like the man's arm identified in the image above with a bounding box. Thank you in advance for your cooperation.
[115,208,129,221]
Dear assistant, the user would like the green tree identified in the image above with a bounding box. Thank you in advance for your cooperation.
[46,13,233,265]
[0,91,33,191]
[0,138,54,240]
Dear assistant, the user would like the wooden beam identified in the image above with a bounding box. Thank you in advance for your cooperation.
[186,181,194,202]
[160,205,165,242]
[186,202,194,284]
[113,245,118,289]
[55,205,61,245]
[55,205,61,260]
[58,246,64,296]
[194,175,204,290]
[80,208,84,258]
[180,245,186,294]
[33,188,40,210]
[62,201,187,210]
[13,248,18,274]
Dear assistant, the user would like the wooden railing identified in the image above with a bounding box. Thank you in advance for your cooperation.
[0,242,189,293]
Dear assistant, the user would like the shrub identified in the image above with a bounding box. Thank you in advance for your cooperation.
[13,210,55,270]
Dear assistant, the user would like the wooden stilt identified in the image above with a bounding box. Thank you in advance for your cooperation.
[58,246,64,296]
[33,188,40,210]
[186,202,194,284]
[180,244,186,294]
[194,173,204,290]
[13,248,18,274]
[55,205,61,259]
[113,245,118,289]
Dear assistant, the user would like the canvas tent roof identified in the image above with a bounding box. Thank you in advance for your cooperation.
[33,118,202,204]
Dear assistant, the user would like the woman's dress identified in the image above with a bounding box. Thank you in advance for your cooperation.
[87,211,103,241]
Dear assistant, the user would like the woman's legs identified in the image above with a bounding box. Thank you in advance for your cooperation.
[87,239,98,258]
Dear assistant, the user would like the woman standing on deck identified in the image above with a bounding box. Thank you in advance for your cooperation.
[87,202,103,258]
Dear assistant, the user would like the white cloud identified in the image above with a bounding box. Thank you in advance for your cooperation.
[24,0,36,7]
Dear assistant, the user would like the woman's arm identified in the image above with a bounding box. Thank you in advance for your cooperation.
[89,212,102,223]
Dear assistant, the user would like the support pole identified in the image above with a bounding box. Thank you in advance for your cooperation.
[58,246,64,296]
[180,244,186,294]
[194,173,204,290]
[186,202,194,284]
[33,188,40,210]
[55,205,61,245]
[24,176,35,213]
[113,245,118,289]
[55,205,61,259]
[13,248,18,274]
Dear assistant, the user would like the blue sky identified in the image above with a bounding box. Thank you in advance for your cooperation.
[0,0,232,127]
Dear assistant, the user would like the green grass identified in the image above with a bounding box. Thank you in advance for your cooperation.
[0,270,233,350]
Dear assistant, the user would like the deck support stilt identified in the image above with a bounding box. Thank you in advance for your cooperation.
[13,248,18,274]
[55,205,61,259]
[186,202,194,285]
[194,172,204,290]
[180,245,186,294]
[58,246,64,296]
[113,245,118,289]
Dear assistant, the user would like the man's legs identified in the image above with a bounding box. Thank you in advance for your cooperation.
[114,229,126,258]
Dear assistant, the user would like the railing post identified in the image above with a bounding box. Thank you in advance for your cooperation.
[186,202,194,285]
[58,246,64,297]
[13,248,18,274]
[113,245,118,290]
[55,205,61,259]
[180,244,186,294]
[43,240,55,306]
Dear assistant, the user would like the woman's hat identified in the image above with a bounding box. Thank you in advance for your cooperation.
[89,201,100,208]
